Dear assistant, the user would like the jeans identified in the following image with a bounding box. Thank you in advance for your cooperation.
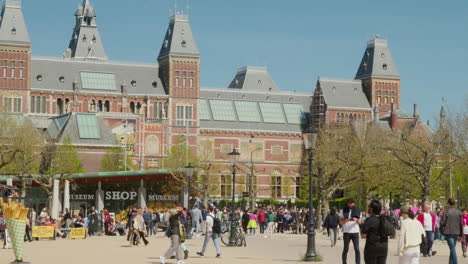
[329,227,337,246]
[399,247,420,264]
[201,231,220,255]
[446,234,459,264]
[342,233,360,264]
[192,220,200,234]
[364,253,386,264]
[259,222,267,234]
[145,222,153,236]
[424,231,434,256]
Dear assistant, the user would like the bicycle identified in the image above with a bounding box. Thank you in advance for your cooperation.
[220,223,246,247]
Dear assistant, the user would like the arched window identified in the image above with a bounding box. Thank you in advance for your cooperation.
[31,96,35,113]
[65,99,70,113]
[384,97,388,104]
[345,113,349,122]
[42,97,46,113]
[89,100,96,112]
[97,100,103,112]
[57,98,64,115]
[136,102,142,114]
[36,96,41,113]
[130,102,135,114]
[104,100,110,112]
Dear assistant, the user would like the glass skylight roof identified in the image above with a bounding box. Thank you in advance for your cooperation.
[235,101,261,122]
[209,100,236,121]
[76,114,100,139]
[259,102,285,123]
[80,72,116,91]
[283,104,304,124]
[199,99,211,120]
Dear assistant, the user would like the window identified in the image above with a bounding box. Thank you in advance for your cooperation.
[36,96,41,113]
[175,71,180,87]
[57,98,64,115]
[4,96,21,113]
[220,175,232,198]
[131,80,136,87]
[295,176,301,198]
[81,72,116,91]
[153,102,167,119]
[182,71,186,88]
[391,97,395,103]
[89,100,96,112]
[152,81,158,88]
[198,99,211,120]
[19,68,23,78]
[97,100,103,112]
[272,176,282,198]
[130,102,135,114]
[377,96,381,104]
[31,96,35,113]
[383,63,388,70]
[176,105,193,126]
[104,101,110,112]
[271,146,283,155]
[59,76,65,83]
[189,72,194,88]
[11,27,16,35]
[36,74,42,81]
[235,101,261,122]
[220,144,233,154]
[384,97,388,104]
[259,102,285,123]
[10,61,15,78]
[209,100,236,121]
[136,102,142,114]
[41,97,46,113]
[181,40,187,47]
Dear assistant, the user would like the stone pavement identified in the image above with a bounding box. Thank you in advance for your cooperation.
[0,232,466,264]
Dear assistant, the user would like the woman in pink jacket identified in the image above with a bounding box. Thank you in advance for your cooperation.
[247,210,258,235]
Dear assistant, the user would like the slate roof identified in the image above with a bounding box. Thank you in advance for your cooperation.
[0,0,30,46]
[200,87,311,133]
[46,112,117,146]
[158,15,199,58]
[355,38,400,80]
[317,78,371,110]
[64,0,107,60]
[228,66,279,92]
[30,57,166,96]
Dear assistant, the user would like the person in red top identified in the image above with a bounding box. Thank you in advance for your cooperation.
[257,208,267,234]
[104,209,111,235]
[416,203,436,257]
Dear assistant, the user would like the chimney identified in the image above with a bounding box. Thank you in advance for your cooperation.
[391,103,398,129]
[426,120,430,126]
[413,104,419,121]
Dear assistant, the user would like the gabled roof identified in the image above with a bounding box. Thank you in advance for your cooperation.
[0,0,30,46]
[158,15,199,58]
[317,78,371,110]
[227,66,279,92]
[46,113,117,146]
[64,0,107,60]
[355,38,400,80]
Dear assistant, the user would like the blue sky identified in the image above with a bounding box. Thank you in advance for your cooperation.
[23,0,467,124]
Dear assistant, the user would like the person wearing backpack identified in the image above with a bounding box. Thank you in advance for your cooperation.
[197,207,221,258]
[324,208,340,247]
[361,200,395,264]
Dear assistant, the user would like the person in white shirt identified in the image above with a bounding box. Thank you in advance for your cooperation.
[196,207,221,258]
[339,199,362,264]
[398,206,426,264]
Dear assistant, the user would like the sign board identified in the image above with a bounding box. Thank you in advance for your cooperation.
[234,194,239,202]
[291,195,296,204]
[70,228,86,239]
[32,226,55,238]
[242,192,249,198]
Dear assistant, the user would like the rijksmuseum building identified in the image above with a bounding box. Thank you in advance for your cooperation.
[0,0,431,214]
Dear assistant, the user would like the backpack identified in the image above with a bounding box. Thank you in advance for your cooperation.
[178,220,186,243]
[379,215,396,238]
[209,215,222,234]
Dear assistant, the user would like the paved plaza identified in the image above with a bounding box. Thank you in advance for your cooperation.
[0,232,466,264]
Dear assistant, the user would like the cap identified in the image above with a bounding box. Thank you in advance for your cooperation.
[400,206,410,214]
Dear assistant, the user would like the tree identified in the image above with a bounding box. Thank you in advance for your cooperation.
[100,146,134,172]
[37,137,84,205]
[0,113,44,196]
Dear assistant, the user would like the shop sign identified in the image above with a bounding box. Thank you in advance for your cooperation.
[70,194,95,200]
[105,191,137,200]
[70,228,86,239]
[32,226,55,238]
[148,195,178,201]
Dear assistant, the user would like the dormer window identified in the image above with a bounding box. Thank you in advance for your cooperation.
[354,87,358,92]
[83,34,87,42]
[131,80,137,87]
[257,80,262,85]
[92,35,97,43]
[382,63,388,70]
[332,86,337,92]
[11,28,16,35]
[164,40,169,48]
[181,40,187,47]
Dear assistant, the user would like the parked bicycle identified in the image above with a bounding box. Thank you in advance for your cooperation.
[220,222,246,247]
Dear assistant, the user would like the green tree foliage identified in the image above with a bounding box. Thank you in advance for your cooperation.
[100,146,134,172]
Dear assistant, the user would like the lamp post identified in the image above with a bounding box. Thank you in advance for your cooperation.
[303,128,318,262]
[185,163,195,239]
[228,148,240,246]
[24,175,33,207]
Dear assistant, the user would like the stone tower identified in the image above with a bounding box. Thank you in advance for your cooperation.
[355,37,400,114]
[0,0,31,113]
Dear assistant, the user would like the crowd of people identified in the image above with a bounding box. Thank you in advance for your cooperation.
[321,198,467,264]
[0,198,466,264]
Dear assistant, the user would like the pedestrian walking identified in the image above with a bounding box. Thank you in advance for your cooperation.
[191,205,202,236]
[265,211,276,238]
[398,206,426,264]
[417,203,436,257]
[440,198,463,264]
[247,210,258,235]
[323,208,339,247]
[196,207,221,258]
[258,208,267,234]
[143,207,153,236]
[160,209,184,264]
[134,209,149,246]
[242,210,249,233]
[340,198,362,264]
[461,208,468,258]
[361,200,394,264]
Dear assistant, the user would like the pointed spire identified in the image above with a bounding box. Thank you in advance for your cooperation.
[64,0,107,60]
[158,14,199,58]
[0,0,31,46]
[355,37,400,80]
[440,105,446,119]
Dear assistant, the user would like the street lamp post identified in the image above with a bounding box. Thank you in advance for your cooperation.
[303,128,318,262]
[184,163,195,239]
[228,148,240,246]
[24,175,34,207]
